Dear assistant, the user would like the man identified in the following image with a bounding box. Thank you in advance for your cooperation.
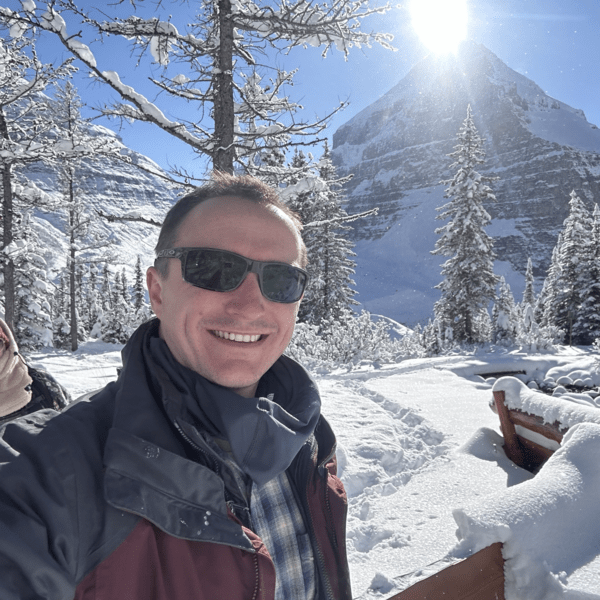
[0,172,351,600]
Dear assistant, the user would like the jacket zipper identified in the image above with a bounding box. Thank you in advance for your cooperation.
[173,420,222,477]
[251,552,260,600]
[308,467,336,600]
[227,505,262,600]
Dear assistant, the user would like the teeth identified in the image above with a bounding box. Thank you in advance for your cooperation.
[213,331,262,343]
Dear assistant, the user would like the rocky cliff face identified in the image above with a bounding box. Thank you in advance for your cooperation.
[332,41,600,325]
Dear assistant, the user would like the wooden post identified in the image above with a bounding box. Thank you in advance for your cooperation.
[493,390,526,468]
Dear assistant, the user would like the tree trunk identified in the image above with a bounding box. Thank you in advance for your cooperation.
[213,0,235,174]
[0,109,15,334]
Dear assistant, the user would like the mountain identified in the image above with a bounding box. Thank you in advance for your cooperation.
[22,125,179,282]
[332,41,600,326]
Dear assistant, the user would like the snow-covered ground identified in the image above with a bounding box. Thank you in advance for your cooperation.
[27,342,600,600]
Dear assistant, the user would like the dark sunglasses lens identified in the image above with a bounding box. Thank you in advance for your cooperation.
[185,250,247,291]
[262,264,307,303]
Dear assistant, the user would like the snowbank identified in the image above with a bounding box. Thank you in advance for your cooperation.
[452,422,600,600]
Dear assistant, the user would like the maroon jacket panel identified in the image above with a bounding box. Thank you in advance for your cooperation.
[307,453,352,600]
[74,519,276,600]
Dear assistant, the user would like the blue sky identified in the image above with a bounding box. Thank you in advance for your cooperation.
[26,0,600,177]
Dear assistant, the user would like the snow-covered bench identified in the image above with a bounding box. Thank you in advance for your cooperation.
[491,376,600,472]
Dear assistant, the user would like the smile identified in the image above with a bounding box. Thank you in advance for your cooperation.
[212,330,263,343]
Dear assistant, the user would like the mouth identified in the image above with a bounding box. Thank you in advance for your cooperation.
[211,330,264,343]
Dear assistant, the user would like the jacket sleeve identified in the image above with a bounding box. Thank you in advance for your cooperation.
[0,412,81,599]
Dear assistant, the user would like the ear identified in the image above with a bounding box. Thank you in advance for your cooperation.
[146,266,165,318]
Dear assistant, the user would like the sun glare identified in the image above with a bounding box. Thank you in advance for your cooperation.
[409,0,468,55]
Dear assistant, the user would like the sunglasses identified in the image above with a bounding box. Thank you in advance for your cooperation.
[156,247,309,304]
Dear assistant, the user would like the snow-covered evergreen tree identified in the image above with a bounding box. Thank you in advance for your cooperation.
[284,149,318,224]
[100,286,133,345]
[516,303,561,352]
[542,190,593,345]
[7,0,393,178]
[576,203,600,344]
[492,276,518,345]
[432,105,499,345]
[132,255,152,326]
[100,265,112,312]
[283,143,357,326]
[421,317,448,356]
[536,242,562,330]
[133,256,145,313]
[522,257,536,308]
[13,218,53,350]
[85,263,102,333]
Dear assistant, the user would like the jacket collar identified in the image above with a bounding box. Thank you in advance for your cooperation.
[146,325,321,486]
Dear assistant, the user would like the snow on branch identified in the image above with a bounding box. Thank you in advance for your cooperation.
[234,0,394,57]
[95,209,162,228]
[304,207,379,228]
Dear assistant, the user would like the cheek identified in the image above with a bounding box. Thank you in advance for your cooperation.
[279,306,300,337]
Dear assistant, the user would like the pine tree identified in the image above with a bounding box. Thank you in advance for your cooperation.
[85,263,102,334]
[112,270,124,309]
[52,272,71,349]
[133,257,145,313]
[492,276,518,345]
[576,203,600,344]
[284,149,318,224]
[100,265,112,312]
[421,317,445,356]
[542,190,593,345]
[121,268,130,304]
[536,242,562,330]
[131,255,152,327]
[13,218,54,350]
[522,257,536,308]
[8,0,393,178]
[432,105,499,345]
[101,272,134,345]
[283,143,357,326]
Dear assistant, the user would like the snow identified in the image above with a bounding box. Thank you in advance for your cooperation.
[26,343,600,599]
[454,422,600,600]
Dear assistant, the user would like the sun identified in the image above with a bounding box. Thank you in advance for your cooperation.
[409,0,468,55]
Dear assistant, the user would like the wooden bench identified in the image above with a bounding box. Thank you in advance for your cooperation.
[492,389,567,473]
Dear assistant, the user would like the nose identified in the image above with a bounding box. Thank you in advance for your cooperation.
[224,273,266,317]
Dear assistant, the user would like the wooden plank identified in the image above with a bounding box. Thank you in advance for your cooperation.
[493,390,526,468]
[507,409,566,444]
[386,542,505,600]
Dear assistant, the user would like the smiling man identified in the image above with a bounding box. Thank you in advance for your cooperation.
[0,173,351,600]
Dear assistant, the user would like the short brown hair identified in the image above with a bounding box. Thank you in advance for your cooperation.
[154,172,306,277]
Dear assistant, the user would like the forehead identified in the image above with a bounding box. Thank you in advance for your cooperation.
[175,196,302,264]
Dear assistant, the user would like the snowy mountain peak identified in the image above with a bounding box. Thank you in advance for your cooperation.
[332,41,600,326]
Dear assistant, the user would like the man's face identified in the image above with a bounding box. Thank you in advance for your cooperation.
[147,196,303,398]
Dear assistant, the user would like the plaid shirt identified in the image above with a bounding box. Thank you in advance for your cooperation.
[207,435,316,600]
[251,473,316,600]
